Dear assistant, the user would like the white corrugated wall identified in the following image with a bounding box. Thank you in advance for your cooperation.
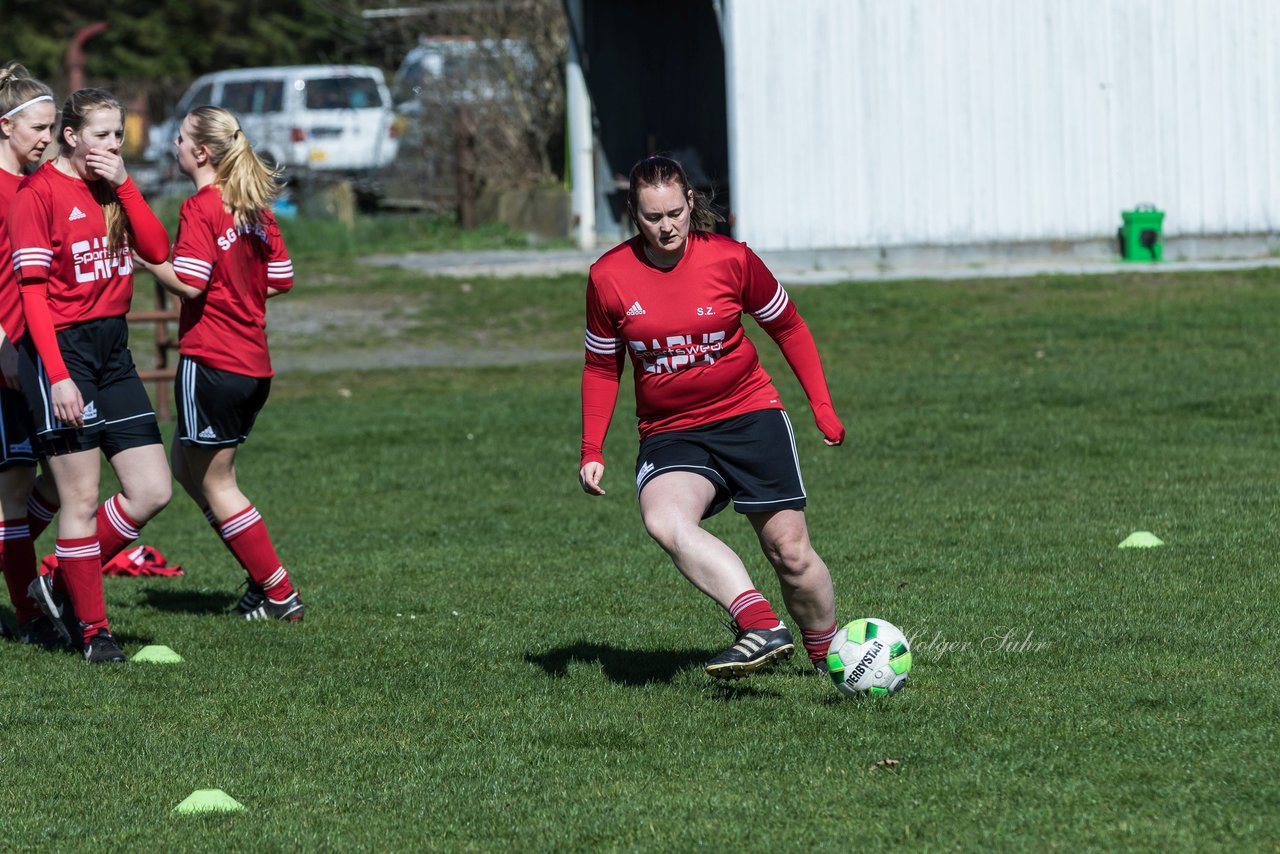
[724,0,1280,251]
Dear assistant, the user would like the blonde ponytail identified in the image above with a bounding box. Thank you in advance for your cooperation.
[186,106,281,229]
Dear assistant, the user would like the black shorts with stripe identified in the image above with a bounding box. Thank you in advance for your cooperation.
[0,386,39,470]
[175,356,271,447]
[18,316,162,457]
[634,409,807,519]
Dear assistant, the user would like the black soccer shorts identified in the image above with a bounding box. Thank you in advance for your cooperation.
[635,408,807,519]
[0,386,40,470]
[18,316,162,457]
[175,356,271,448]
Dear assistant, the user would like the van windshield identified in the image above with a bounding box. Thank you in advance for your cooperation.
[304,77,384,110]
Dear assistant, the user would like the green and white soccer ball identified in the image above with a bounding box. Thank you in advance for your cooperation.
[827,618,912,697]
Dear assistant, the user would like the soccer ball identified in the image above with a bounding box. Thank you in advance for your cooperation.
[826,618,912,697]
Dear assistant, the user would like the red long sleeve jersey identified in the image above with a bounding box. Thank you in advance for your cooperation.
[10,163,165,327]
[582,232,800,460]
[0,170,27,364]
[171,185,293,377]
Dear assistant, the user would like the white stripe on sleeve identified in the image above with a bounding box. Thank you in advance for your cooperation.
[13,248,54,272]
[585,328,621,356]
[173,256,214,283]
[751,284,790,324]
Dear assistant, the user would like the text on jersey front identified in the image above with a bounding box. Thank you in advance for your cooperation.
[71,237,132,284]
[628,331,726,374]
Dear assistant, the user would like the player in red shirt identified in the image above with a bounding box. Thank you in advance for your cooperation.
[580,155,846,679]
[140,106,302,622]
[0,63,64,647]
[11,89,173,663]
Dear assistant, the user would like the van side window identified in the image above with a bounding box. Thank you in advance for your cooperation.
[305,77,383,110]
[179,83,214,114]
[222,80,284,115]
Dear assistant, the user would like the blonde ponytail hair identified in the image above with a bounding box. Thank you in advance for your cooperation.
[186,105,281,229]
[60,88,128,253]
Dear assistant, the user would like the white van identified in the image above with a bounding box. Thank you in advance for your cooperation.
[392,37,534,111]
[147,65,400,177]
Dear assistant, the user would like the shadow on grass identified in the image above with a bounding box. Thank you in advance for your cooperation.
[138,589,232,616]
[113,629,155,647]
[526,641,713,686]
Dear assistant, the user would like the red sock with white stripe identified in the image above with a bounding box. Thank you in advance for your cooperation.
[26,491,58,541]
[55,536,108,641]
[728,589,782,631]
[0,521,38,624]
[210,506,294,600]
[97,495,142,563]
[801,620,839,664]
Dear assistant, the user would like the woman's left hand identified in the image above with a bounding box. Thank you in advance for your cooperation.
[85,148,128,186]
[813,402,845,446]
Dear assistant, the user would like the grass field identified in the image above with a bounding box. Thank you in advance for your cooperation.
[2,249,1279,850]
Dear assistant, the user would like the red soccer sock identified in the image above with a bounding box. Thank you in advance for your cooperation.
[801,620,839,663]
[728,589,781,631]
[55,536,107,641]
[26,491,58,541]
[0,521,39,624]
[97,495,142,564]
[215,506,294,599]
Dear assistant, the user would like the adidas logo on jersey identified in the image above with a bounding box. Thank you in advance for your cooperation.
[199,426,217,440]
[68,206,87,221]
[626,301,646,316]
[636,461,655,489]
[81,401,98,420]
[8,438,32,455]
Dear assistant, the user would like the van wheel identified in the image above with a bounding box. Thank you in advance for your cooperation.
[355,182,384,212]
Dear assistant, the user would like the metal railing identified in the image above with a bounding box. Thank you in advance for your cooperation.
[127,280,179,421]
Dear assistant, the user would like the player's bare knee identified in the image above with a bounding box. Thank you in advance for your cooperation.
[128,480,172,519]
[642,511,678,550]
[764,534,815,580]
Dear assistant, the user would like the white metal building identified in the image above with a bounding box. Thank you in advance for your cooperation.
[723,0,1280,252]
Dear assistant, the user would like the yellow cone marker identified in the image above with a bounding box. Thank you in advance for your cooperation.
[1118,531,1164,548]
[132,645,184,664]
[174,789,246,814]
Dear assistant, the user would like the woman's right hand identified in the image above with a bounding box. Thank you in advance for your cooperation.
[85,147,128,187]
[579,461,606,496]
[51,378,85,428]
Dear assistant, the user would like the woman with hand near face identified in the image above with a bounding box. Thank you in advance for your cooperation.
[10,88,172,663]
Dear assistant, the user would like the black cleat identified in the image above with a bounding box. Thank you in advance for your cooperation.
[0,617,12,641]
[704,622,795,679]
[231,577,266,616]
[27,574,75,647]
[83,629,127,664]
[243,592,304,622]
[19,615,70,650]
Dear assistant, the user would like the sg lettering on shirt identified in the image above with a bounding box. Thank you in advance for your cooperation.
[217,223,269,252]
[72,237,132,284]
[628,331,726,374]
